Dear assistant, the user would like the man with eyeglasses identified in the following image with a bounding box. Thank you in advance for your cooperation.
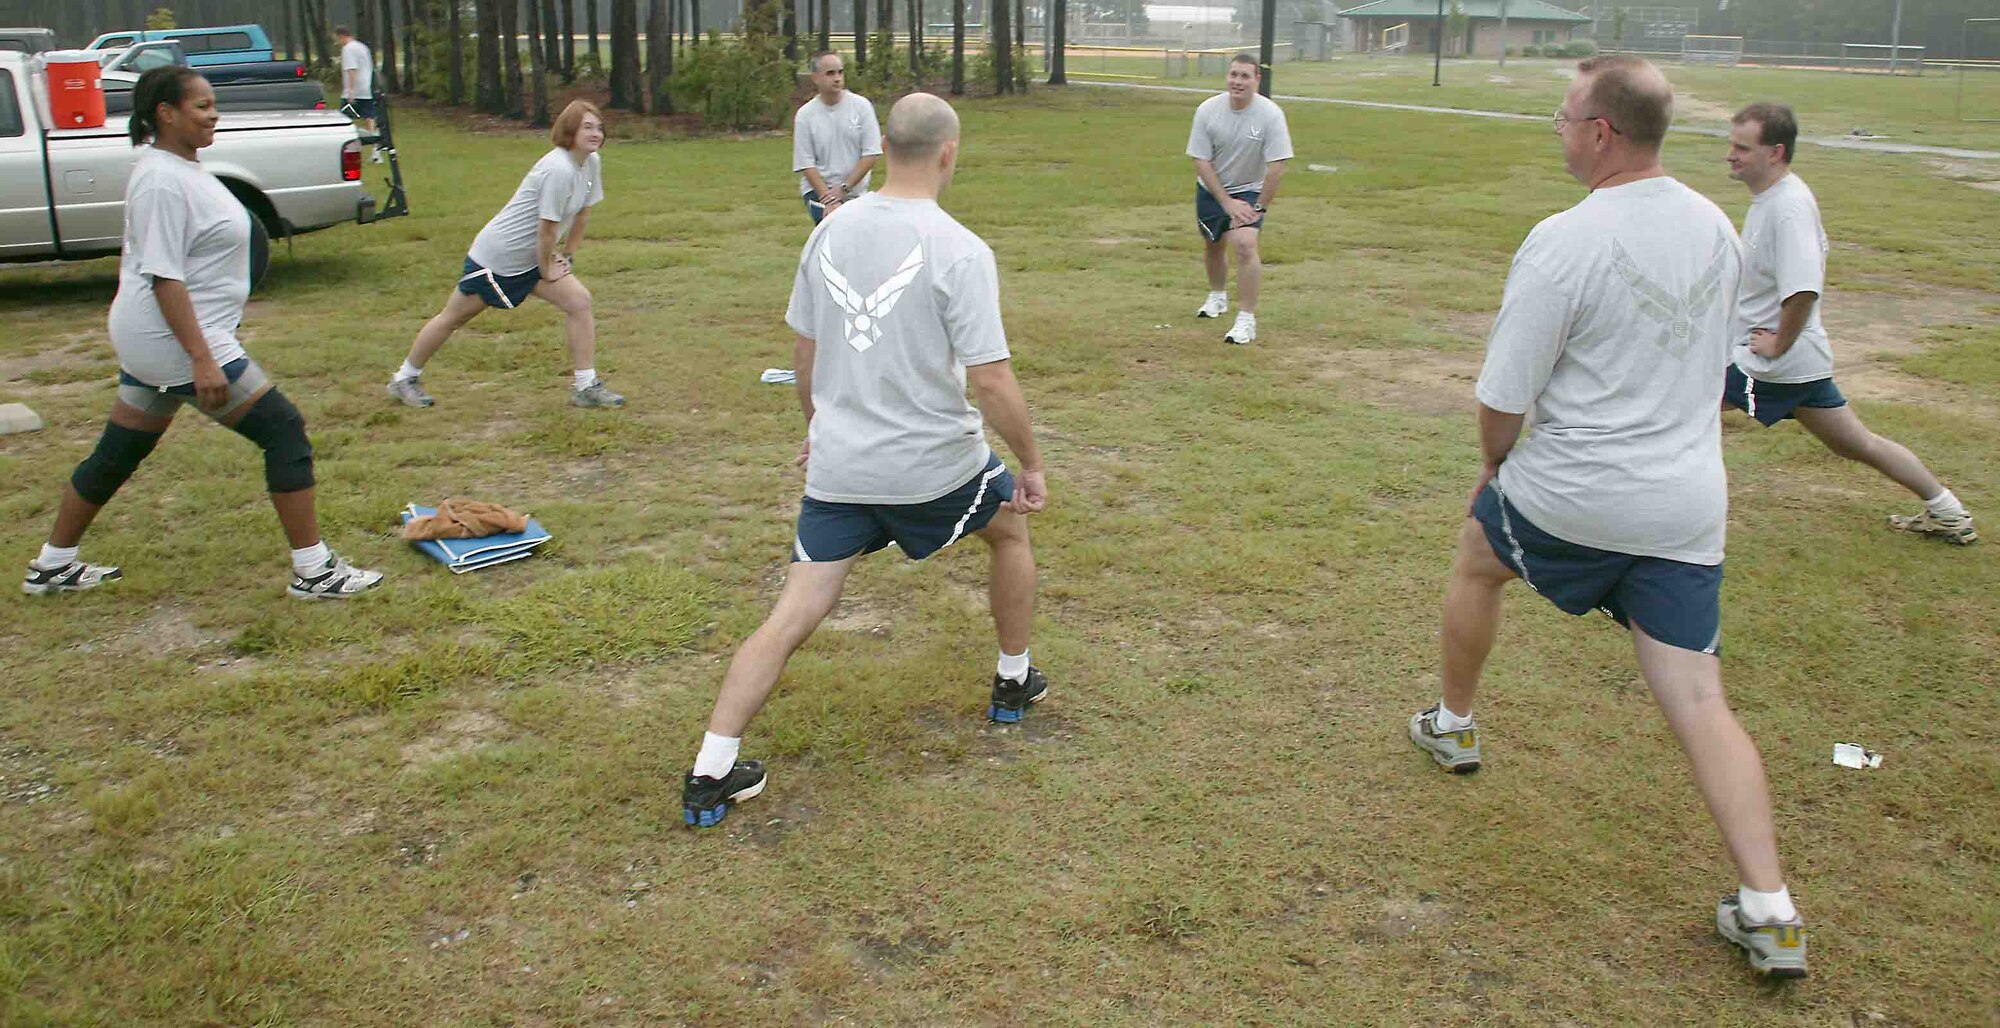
[1720,102,1974,544]
[1406,56,1809,979]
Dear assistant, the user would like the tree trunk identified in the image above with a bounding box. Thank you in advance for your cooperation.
[647,0,672,112]
[540,0,559,73]
[609,0,643,110]
[691,0,702,42]
[526,0,551,124]
[991,0,1009,93]
[1013,0,1022,51]
[402,0,420,93]
[475,0,502,111]
[378,0,401,93]
[560,0,576,78]
[784,0,798,61]
[908,0,919,76]
[588,0,601,58]
[502,0,525,116]
[450,0,466,102]
[818,0,829,51]
[950,0,962,93]
[1048,0,1063,83]
[853,0,865,66]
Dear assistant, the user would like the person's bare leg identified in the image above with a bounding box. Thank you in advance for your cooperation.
[404,288,488,370]
[1230,228,1263,314]
[1632,624,1784,891]
[1204,238,1228,292]
[532,274,597,374]
[706,557,857,737]
[976,511,1035,656]
[1793,404,1945,500]
[47,401,175,547]
[1440,516,1517,718]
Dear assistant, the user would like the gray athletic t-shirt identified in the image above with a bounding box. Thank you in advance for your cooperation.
[1733,173,1833,384]
[467,148,604,276]
[792,91,883,198]
[1186,92,1293,194]
[1476,177,1743,566]
[107,147,251,387]
[785,193,1010,505]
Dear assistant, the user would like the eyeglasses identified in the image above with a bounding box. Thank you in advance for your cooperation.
[1553,106,1623,136]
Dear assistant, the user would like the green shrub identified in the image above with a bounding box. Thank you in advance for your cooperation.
[1561,38,1600,57]
[668,31,795,129]
[1518,44,1540,57]
[968,42,1032,95]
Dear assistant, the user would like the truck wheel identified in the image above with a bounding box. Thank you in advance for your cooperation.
[246,209,272,292]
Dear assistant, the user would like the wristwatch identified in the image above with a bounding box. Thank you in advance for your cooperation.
[1251,202,1267,213]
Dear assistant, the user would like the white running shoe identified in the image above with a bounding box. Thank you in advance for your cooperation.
[22,559,122,595]
[289,553,385,600]
[1887,509,1977,545]
[1196,293,1228,319]
[1224,312,1257,345]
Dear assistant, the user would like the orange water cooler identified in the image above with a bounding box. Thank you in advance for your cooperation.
[44,51,106,129]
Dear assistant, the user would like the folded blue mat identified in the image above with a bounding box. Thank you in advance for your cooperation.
[401,503,551,573]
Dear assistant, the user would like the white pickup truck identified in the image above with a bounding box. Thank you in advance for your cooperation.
[0,50,406,286]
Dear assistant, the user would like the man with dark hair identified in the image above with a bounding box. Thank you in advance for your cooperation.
[1407,56,1809,978]
[1187,52,1291,344]
[682,93,1051,830]
[791,51,882,224]
[1722,103,1974,543]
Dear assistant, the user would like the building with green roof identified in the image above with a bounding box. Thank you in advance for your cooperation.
[1337,0,1591,57]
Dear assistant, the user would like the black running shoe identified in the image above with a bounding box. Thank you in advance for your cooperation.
[987,666,1049,724]
[682,759,767,828]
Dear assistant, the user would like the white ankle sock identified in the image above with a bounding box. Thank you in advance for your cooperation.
[394,360,423,382]
[1434,701,1473,732]
[291,541,330,575]
[573,368,597,390]
[1207,290,1227,303]
[37,543,78,569]
[1738,884,1796,924]
[1236,310,1257,324]
[1924,488,1966,518]
[997,650,1030,683]
[692,732,740,779]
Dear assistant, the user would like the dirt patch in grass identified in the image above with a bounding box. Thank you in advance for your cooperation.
[1301,345,1481,417]
[1822,285,2000,413]
[400,709,509,768]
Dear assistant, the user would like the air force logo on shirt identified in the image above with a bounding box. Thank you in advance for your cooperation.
[1610,234,1732,356]
[820,243,925,352]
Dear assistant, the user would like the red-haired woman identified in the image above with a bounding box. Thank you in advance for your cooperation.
[388,100,621,409]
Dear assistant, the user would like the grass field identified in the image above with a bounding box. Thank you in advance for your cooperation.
[2,66,1997,1025]
[1064,52,2000,150]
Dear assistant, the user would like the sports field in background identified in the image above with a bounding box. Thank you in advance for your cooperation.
[1,61,1996,1024]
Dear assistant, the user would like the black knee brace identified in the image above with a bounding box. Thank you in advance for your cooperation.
[228,389,315,494]
[71,422,164,505]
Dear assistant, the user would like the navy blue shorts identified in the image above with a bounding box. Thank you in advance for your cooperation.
[344,97,379,121]
[456,256,541,310]
[1723,365,1847,426]
[793,454,1014,563]
[1472,483,1723,655]
[803,191,828,224]
[1196,187,1263,242]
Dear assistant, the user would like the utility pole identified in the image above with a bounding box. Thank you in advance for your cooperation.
[1498,0,1508,67]
[1431,0,1443,85]
[1258,0,1276,95]
[1888,0,1904,74]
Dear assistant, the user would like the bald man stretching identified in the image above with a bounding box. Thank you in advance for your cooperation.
[1407,57,1808,977]
[681,93,1052,830]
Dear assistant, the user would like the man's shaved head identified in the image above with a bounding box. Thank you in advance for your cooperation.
[884,92,960,161]
[1574,55,1674,149]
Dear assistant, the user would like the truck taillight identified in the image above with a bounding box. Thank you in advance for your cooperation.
[341,141,361,181]
[295,65,307,78]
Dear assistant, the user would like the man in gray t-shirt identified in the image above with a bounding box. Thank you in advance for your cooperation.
[1720,102,1975,545]
[1408,57,1810,980]
[1186,53,1292,345]
[680,94,1052,830]
[791,51,882,225]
